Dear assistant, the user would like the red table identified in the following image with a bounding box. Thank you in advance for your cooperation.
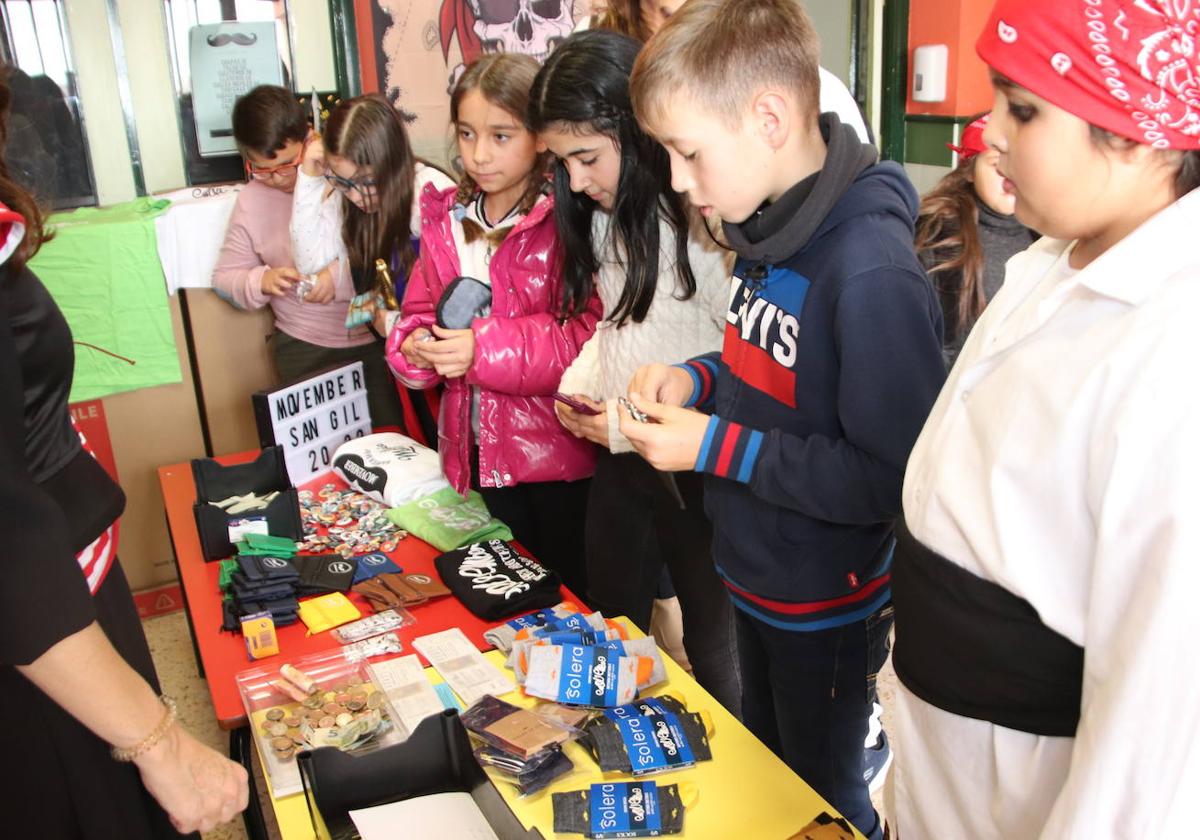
[159,451,583,729]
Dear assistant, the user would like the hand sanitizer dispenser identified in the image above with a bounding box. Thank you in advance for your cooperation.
[913,44,949,103]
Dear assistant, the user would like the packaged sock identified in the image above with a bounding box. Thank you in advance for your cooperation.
[524,643,649,708]
[513,611,624,646]
[434,540,562,620]
[483,602,582,652]
[582,697,712,775]
[476,744,575,797]
[552,782,685,837]
[513,636,664,689]
[460,694,577,759]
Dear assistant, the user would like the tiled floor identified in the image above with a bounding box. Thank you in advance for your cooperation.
[144,608,897,839]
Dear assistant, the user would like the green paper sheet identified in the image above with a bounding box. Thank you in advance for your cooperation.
[28,197,181,402]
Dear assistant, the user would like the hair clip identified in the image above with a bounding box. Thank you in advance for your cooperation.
[452,203,468,222]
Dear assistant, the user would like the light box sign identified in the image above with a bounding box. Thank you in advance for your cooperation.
[253,362,373,484]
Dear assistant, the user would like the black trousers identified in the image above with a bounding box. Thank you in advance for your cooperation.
[584,451,741,717]
[0,561,196,839]
[736,605,892,840]
[472,464,591,603]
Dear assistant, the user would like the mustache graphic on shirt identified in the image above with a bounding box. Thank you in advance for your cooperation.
[205,32,259,47]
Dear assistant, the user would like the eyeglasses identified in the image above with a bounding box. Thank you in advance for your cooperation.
[244,148,303,181]
[322,170,377,198]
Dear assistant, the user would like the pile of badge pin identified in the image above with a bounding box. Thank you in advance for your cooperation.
[261,675,390,762]
[297,485,406,558]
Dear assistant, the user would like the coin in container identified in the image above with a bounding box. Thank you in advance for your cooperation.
[366,692,383,710]
[265,708,285,722]
[336,712,353,726]
[270,736,293,751]
[318,715,336,728]
[322,703,341,716]
[302,695,322,709]
[268,722,288,737]
[335,693,351,705]
[346,697,365,711]
[283,716,301,727]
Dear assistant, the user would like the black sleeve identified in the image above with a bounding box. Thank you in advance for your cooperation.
[0,272,95,666]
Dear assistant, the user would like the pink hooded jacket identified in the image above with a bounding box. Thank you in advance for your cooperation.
[385,183,599,494]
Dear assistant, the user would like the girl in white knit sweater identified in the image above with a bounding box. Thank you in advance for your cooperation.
[529,29,741,715]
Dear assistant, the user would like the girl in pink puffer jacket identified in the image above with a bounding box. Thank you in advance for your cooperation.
[384,54,600,597]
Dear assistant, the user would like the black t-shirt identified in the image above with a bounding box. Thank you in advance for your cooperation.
[0,263,124,665]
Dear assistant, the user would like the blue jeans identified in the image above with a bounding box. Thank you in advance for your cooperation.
[735,604,893,840]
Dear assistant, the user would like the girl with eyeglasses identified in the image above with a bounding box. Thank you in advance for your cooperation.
[290,93,454,434]
[214,86,399,404]
[384,54,601,597]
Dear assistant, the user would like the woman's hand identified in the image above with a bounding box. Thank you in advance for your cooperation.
[135,725,249,834]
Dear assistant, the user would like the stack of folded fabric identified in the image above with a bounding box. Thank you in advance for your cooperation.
[220,549,361,631]
[223,554,302,629]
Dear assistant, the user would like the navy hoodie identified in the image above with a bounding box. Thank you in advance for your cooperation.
[677,114,945,631]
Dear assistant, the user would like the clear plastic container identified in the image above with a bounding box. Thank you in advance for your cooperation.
[235,647,407,797]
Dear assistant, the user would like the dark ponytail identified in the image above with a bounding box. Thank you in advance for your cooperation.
[529,29,696,325]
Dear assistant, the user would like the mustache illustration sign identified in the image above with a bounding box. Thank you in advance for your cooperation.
[189,21,282,156]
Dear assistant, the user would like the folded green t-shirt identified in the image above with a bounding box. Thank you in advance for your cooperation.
[385,487,512,551]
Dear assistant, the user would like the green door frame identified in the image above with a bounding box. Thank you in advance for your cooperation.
[880,0,910,162]
[329,0,362,98]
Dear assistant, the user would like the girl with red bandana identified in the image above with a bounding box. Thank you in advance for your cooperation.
[891,1,1200,836]
[915,114,1037,367]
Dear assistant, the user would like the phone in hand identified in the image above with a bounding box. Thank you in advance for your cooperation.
[553,392,602,416]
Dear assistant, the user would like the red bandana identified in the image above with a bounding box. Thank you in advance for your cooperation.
[947,115,991,160]
[977,0,1200,149]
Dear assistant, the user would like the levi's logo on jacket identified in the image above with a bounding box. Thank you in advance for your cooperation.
[723,264,810,407]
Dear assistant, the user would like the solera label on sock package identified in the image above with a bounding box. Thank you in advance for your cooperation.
[590,782,663,838]
[525,643,640,707]
[604,709,696,776]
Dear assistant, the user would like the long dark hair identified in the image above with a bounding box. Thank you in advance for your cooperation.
[323,95,417,289]
[0,67,51,272]
[529,29,696,325]
[914,157,986,333]
[450,53,550,244]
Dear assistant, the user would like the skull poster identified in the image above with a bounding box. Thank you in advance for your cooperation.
[367,0,590,167]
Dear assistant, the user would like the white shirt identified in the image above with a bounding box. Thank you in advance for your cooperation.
[557,211,731,452]
[289,161,454,276]
[893,188,1200,838]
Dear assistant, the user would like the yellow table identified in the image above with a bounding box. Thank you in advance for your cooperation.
[260,620,863,839]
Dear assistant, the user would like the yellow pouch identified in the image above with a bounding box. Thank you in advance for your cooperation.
[298,592,362,635]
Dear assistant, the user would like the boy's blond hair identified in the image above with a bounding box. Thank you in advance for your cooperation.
[630,0,821,134]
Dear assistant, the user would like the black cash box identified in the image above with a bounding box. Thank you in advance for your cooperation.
[190,447,302,562]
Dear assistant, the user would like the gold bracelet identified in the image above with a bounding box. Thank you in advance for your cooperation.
[110,695,177,762]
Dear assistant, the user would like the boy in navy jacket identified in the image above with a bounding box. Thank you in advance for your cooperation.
[621,2,946,837]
